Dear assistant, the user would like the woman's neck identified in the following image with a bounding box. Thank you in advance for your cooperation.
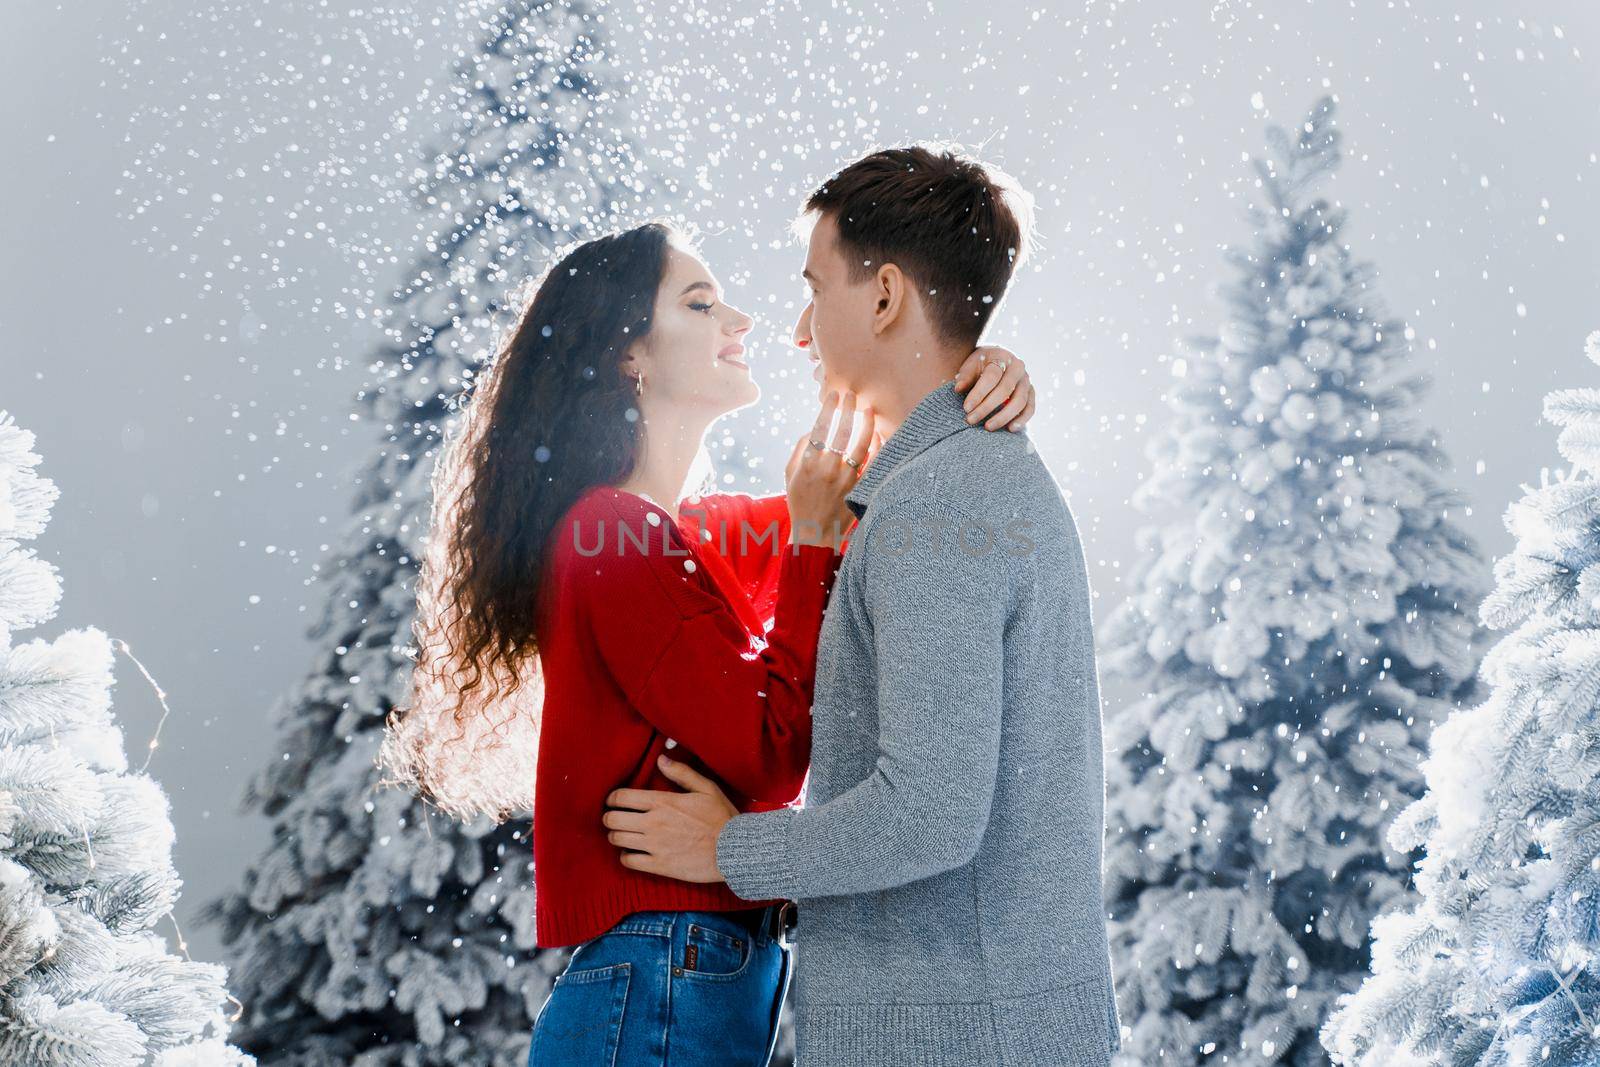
[613,409,712,509]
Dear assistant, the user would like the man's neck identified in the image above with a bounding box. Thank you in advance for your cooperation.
[860,342,968,440]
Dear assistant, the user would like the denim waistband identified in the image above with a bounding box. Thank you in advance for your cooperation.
[604,907,775,947]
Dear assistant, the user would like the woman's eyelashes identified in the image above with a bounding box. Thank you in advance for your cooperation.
[688,301,715,314]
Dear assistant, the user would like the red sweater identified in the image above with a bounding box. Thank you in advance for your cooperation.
[531,485,844,948]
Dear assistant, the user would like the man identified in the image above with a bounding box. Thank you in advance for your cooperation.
[603,144,1121,1065]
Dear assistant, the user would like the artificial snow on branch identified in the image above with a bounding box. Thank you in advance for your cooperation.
[1323,328,1600,1066]
[0,411,252,1066]
[1101,97,1491,1066]
[199,2,651,1062]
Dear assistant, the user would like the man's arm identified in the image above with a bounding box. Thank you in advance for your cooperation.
[714,498,1016,900]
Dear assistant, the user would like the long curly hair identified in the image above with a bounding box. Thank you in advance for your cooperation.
[379,221,698,823]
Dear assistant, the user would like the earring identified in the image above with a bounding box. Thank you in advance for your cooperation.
[632,371,645,397]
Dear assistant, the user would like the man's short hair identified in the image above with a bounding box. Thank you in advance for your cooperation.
[802,144,1035,347]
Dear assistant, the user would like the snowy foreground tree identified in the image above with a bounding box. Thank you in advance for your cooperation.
[199,3,646,1063]
[0,412,251,1066]
[1321,329,1600,1065]
[1100,96,1489,1065]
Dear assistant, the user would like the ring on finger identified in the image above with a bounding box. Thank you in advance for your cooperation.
[809,438,826,451]
[844,456,860,468]
[995,360,1009,371]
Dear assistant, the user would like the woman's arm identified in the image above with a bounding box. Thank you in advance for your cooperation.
[580,493,841,803]
[680,348,1033,614]
[678,492,793,622]
[954,345,1037,431]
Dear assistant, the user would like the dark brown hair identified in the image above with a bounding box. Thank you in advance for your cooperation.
[804,144,1035,346]
[382,221,682,821]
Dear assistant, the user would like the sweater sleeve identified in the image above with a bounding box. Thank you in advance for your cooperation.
[579,494,841,804]
[715,498,1012,899]
[678,492,792,622]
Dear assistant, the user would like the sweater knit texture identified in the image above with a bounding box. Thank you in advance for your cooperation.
[531,486,842,947]
[716,381,1122,1065]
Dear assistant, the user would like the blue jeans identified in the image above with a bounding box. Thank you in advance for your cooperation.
[528,907,791,1067]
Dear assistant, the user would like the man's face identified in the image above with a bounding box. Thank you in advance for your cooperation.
[793,212,879,399]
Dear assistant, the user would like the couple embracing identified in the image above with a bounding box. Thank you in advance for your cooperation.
[399,145,1121,1066]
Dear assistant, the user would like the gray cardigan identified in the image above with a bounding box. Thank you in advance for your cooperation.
[716,380,1121,1066]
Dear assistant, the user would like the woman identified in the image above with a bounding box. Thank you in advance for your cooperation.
[381,221,1035,1067]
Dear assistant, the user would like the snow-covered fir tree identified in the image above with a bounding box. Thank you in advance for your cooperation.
[1099,97,1490,1065]
[1321,329,1600,1066]
[198,3,647,1063]
[0,412,252,1066]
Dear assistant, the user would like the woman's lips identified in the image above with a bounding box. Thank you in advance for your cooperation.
[719,344,749,369]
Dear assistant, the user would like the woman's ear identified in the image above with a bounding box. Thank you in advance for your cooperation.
[619,335,649,374]
[871,263,906,336]
[617,348,646,389]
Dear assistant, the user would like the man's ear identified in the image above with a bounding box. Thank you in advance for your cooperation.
[871,263,906,336]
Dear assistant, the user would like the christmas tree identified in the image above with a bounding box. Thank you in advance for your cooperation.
[199,2,646,1062]
[1322,329,1600,1065]
[1100,96,1489,1065]
[0,412,251,1066]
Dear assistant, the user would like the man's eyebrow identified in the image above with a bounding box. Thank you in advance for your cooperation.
[679,281,715,297]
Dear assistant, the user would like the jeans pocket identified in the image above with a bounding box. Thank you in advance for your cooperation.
[684,922,749,977]
[528,962,631,1067]
[667,939,783,1067]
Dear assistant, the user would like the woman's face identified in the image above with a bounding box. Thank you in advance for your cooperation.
[626,245,758,418]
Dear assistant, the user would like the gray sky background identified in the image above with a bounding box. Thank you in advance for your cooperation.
[3,0,1598,968]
